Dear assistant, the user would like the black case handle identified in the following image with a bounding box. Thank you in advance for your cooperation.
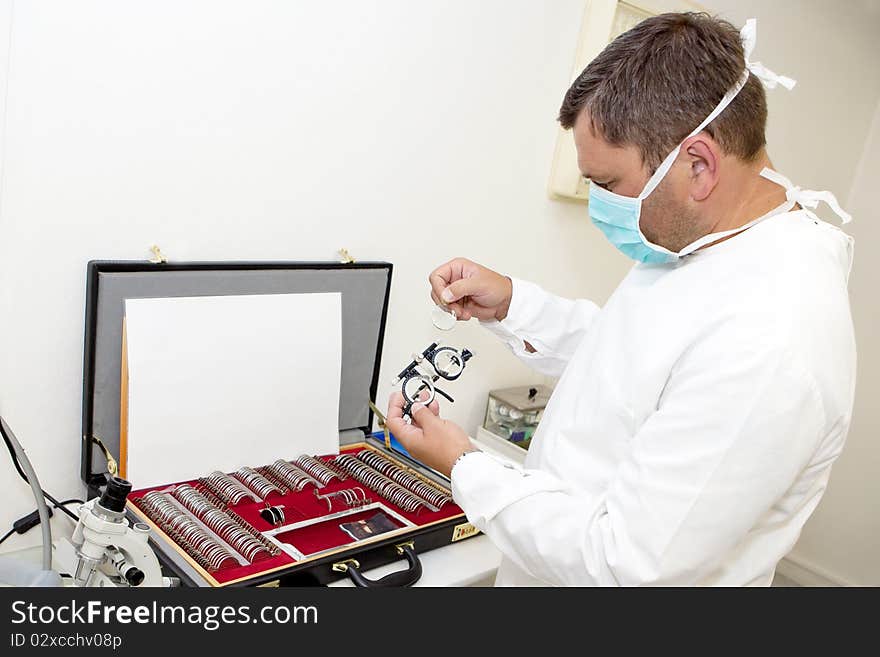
[336,542,422,588]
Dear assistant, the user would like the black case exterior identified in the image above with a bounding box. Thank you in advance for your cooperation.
[80,260,477,587]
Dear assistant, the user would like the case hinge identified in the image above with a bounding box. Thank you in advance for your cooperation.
[148,245,168,264]
[89,434,119,475]
[368,400,391,449]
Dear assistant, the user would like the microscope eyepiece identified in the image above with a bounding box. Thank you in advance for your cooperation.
[99,476,132,513]
[124,566,145,587]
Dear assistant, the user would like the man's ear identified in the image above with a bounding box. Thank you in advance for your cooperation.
[683,133,721,202]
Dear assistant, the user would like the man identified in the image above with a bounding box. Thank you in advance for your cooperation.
[387,13,855,586]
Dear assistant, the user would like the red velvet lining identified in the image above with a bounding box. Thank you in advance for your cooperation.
[128,446,463,585]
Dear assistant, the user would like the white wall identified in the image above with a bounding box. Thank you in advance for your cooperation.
[783,99,880,586]
[0,0,877,584]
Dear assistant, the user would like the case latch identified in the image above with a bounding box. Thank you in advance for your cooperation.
[332,558,361,573]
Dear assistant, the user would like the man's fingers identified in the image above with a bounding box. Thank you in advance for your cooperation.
[388,391,437,422]
[443,301,465,319]
[411,402,442,430]
[386,391,407,421]
[431,273,464,318]
[429,263,455,303]
[440,277,479,304]
[431,289,461,322]
[386,416,422,448]
[429,258,475,299]
[459,298,488,321]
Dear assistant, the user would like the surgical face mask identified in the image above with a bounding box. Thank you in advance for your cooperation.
[588,18,797,264]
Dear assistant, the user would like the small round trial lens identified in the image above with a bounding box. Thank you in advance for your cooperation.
[432,306,457,331]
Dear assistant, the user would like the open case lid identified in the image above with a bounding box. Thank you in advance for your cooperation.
[81,260,392,495]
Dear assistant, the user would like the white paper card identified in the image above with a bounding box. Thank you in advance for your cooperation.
[124,293,342,488]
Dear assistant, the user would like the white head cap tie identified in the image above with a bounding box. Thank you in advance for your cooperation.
[741,18,797,90]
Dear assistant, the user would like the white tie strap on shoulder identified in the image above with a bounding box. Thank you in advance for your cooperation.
[760,168,853,224]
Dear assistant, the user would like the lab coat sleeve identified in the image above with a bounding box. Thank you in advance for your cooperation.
[479,278,600,377]
[451,326,829,585]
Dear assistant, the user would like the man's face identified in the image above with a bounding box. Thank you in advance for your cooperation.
[572,111,702,253]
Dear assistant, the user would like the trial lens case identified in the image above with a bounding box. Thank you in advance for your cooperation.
[80,261,480,587]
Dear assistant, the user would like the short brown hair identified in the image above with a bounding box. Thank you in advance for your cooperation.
[558,12,767,169]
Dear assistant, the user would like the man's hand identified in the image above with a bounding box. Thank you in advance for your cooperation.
[386,392,476,478]
[429,258,513,322]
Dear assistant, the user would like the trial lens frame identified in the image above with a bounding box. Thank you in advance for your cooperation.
[392,342,474,418]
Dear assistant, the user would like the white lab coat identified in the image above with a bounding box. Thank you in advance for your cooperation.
[451,209,856,586]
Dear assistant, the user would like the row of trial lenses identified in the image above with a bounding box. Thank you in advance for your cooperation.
[357,451,452,508]
[172,483,221,517]
[140,492,231,572]
[195,484,227,509]
[333,455,425,513]
[262,460,319,492]
[356,451,452,509]
[332,454,426,513]
[233,466,283,500]
[217,507,281,556]
[199,471,260,505]
[140,491,237,572]
[172,484,279,559]
[201,507,272,563]
[256,467,287,494]
[293,455,345,487]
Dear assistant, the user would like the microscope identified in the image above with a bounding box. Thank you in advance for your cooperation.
[0,415,173,587]
[55,476,176,587]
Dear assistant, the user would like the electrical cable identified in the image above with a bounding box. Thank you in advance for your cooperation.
[53,498,85,509]
[0,417,80,521]
[0,416,52,571]
[0,527,14,546]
